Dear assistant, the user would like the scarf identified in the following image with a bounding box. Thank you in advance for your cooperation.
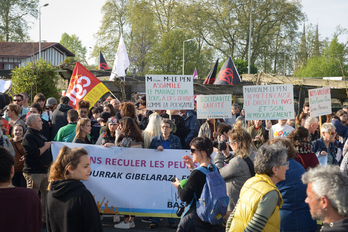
[295,141,312,154]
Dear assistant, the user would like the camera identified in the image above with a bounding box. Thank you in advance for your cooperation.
[213,141,226,151]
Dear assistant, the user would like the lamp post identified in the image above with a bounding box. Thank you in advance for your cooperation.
[183,39,194,75]
[248,0,253,74]
[39,3,49,59]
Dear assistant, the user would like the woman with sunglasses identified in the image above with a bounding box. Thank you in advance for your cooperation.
[172,137,224,232]
[269,138,317,232]
[226,143,289,232]
[312,123,338,166]
[214,121,256,220]
[96,117,119,147]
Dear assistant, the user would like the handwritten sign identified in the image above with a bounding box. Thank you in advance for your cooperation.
[145,75,194,110]
[196,94,232,119]
[308,87,331,118]
[243,84,295,120]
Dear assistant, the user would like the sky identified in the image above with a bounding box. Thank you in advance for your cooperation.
[28,0,348,65]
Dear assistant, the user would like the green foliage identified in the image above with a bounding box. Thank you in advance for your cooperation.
[60,33,87,62]
[295,37,347,77]
[0,0,39,42]
[11,59,60,101]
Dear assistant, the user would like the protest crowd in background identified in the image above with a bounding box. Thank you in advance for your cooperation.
[1,86,348,232]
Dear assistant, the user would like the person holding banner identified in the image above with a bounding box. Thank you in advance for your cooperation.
[198,119,220,141]
[96,117,119,147]
[172,137,224,232]
[247,120,266,149]
[312,123,338,166]
[46,146,103,232]
[72,118,92,144]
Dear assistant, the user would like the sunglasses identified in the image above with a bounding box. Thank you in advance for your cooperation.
[190,148,200,153]
[328,132,336,136]
[13,99,21,102]
[108,118,118,124]
[281,162,290,166]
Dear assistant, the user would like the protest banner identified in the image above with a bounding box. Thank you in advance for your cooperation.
[66,61,109,110]
[0,80,11,92]
[308,87,332,118]
[243,84,295,121]
[51,142,192,217]
[196,94,232,119]
[145,75,194,110]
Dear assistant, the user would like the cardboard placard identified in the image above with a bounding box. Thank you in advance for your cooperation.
[145,75,194,110]
[243,84,295,120]
[308,87,332,118]
[196,94,232,119]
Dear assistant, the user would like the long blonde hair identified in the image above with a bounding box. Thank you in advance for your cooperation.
[74,118,91,141]
[48,146,88,189]
[142,113,162,148]
[229,121,255,157]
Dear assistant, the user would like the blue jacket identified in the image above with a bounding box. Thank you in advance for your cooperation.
[148,134,182,150]
[312,137,337,166]
[182,110,199,147]
[276,158,317,232]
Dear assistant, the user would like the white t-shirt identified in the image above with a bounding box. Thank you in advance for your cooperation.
[271,123,294,138]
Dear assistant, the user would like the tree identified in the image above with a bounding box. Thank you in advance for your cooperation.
[11,59,60,101]
[294,37,347,78]
[0,0,39,42]
[60,33,87,62]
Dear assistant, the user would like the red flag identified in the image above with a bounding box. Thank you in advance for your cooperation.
[66,61,109,110]
[214,57,241,85]
[203,59,219,84]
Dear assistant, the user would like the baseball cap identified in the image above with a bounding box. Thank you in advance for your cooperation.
[46,97,57,107]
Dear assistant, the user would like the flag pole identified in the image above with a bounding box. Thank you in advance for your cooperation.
[108,90,120,102]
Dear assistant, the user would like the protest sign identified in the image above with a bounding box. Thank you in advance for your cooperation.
[308,87,332,118]
[145,75,194,110]
[0,80,11,92]
[196,94,232,119]
[51,142,193,217]
[243,84,295,120]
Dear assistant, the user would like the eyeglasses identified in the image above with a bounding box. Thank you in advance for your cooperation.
[328,132,336,136]
[190,148,200,153]
[281,162,290,166]
[13,99,21,102]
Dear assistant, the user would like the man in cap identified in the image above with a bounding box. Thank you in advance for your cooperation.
[46,97,57,113]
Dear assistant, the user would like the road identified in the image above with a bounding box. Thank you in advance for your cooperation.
[42,216,179,232]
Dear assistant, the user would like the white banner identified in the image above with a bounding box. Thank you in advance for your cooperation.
[243,84,295,120]
[0,80,11,92]
[308,87,332,118]
[51,142,193,217]
[196,94,232,119]
[145,75,194,110]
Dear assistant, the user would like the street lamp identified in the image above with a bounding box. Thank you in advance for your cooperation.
[183,39,194,75]
[39,3,49,59]
[248,0,253,74]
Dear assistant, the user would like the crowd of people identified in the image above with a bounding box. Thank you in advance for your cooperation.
[0,91,348,232]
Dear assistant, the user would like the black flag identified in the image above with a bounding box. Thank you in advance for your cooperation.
[98,51,109,70]
[214,57,241,85]
[203,59,219,84]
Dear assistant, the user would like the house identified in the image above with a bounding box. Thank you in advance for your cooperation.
[0,42,75,78]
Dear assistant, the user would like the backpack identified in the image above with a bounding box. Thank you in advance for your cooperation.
[182,164,229,225]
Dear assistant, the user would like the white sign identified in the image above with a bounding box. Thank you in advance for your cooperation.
[243,84,295,120]
[0,80,11,92]
[308,87,332,118]
[145,75,194,110]
[51,142,193,217]
[196,94,232,119]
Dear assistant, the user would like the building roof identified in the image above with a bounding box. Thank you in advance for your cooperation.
[0,42,75,58]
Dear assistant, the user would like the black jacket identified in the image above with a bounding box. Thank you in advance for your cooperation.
[51,103,73,140]
[22,127,52,174]
[46,179,103,232]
